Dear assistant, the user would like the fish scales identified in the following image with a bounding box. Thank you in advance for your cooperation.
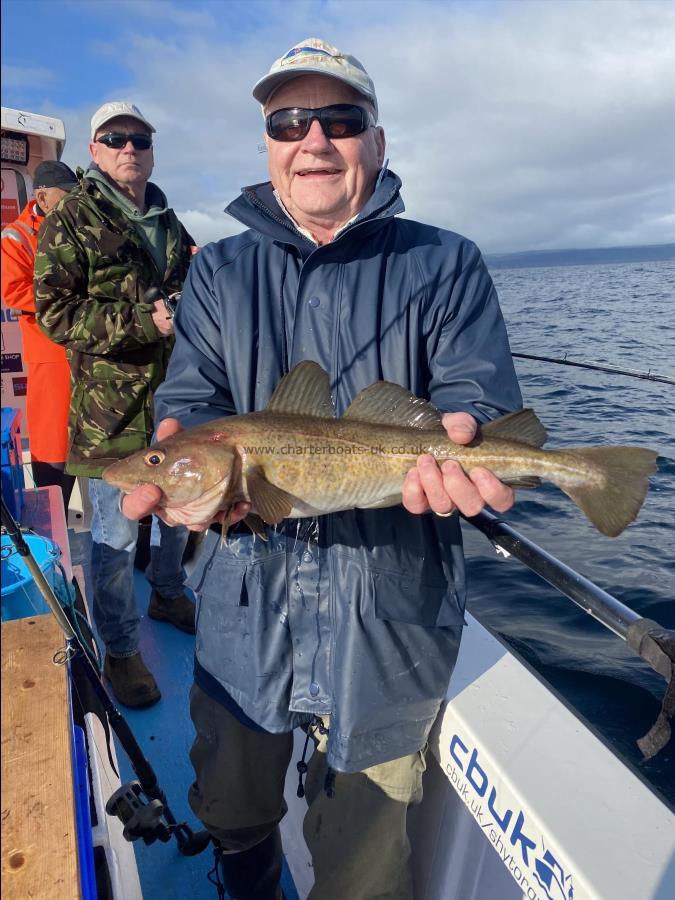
[102,362,658,538]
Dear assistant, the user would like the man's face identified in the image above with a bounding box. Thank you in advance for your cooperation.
[34,186,69,213]
[89,116,154,188]
[265,75,385,234]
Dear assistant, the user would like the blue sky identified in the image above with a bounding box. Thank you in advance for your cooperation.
[2,0,674,252]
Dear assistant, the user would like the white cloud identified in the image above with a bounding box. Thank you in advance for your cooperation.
[1,64,57,89]
[36,0,675,251]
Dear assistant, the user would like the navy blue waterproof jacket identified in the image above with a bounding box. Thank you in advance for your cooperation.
[154,171,522,772]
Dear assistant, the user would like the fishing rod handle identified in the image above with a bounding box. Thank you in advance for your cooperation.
[465,509,641,639]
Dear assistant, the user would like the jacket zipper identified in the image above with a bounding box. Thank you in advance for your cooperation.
[244,186,401,249]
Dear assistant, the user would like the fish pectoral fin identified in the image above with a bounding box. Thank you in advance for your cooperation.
[343,382,445,430]
[480,409,547,447]
[243,513,269,541]
[500,476,542,489]
[246,468,294,525]
[265,361,335,418]
[219,505,234,547]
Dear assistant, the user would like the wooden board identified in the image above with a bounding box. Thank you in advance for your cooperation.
[1,615,80,898]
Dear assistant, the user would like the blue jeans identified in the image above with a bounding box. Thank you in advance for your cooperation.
[89,478,189,657]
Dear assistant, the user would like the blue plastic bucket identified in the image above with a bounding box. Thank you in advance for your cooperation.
[1,532,60,621]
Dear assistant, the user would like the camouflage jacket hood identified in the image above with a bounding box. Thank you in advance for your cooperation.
[34,169,194,476]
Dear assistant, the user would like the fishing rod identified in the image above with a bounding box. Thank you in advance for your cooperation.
[0,495,211,857]
[511,351,675,385]
[464,509,675,760]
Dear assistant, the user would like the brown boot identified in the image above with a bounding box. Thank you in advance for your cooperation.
[104,652,161,708]
[147,591,196,634]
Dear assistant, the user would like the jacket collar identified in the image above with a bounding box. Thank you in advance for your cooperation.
[22,198,44,223]
[83,163,168,214]
[225,169,405,250]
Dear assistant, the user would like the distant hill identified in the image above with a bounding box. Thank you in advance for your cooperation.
[485,243,675,270]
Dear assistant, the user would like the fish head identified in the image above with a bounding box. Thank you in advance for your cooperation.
[102,428,239,509]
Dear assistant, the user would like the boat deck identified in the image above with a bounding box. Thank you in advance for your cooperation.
[69,529,301,899]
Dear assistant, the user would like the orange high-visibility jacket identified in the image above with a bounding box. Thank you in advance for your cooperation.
[2,200,65,363]
[2,200,71,462]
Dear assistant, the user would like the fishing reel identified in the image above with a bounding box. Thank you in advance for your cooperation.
[105,781,211,854]
[106,781,171,845]
[144,285,181,319]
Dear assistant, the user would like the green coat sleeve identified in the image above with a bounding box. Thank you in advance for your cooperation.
[34,203,161,355]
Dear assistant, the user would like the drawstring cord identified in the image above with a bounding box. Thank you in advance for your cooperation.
[279,249,289,375]
[207,843,226,899]
[296,727,312,798]
[323,767,336,799]
[296,716,334,799]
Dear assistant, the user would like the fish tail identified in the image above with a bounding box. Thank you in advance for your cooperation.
[557,446,658,537]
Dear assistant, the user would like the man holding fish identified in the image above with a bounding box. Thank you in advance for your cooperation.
[115,38,559,900]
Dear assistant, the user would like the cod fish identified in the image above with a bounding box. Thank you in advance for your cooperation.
[103,361,658,538]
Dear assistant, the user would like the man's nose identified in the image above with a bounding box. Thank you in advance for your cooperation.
[300,118,333,151]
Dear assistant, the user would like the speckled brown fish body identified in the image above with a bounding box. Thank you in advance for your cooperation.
[103,362,658,537]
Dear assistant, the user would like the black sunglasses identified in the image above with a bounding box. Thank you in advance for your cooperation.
[265,104,374,142]
[96,132,153,150]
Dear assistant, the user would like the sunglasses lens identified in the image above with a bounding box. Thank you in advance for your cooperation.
[322,106,366,139]
[99,133,152,150]
[131,135,152,150]
[266,105,369,142]
[266,111,310,142]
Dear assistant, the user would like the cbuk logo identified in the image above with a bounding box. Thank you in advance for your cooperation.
[449,734,574,900]
[1,307,20,323]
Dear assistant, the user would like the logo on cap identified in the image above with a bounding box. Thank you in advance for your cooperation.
[282,45,337,64]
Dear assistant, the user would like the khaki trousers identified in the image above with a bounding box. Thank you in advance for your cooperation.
[188,685,426,900]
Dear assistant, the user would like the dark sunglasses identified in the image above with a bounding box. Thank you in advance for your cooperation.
[265,104,374,142]
[96,132,153,150]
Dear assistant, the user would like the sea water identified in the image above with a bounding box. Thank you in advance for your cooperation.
[465,258,675,805]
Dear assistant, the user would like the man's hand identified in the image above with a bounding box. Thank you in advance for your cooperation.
[120,418,251,531]
[402,411,514,518]
[151,299,174,336]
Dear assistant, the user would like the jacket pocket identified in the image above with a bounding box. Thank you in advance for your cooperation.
[191,535,292,715]
[371,568,463,628]
[71,376,153,455]
[330,557,464,740]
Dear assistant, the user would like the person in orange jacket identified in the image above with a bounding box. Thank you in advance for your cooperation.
[1,160,78,510]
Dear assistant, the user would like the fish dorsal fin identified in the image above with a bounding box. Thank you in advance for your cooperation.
[480,409,547,447]
[246,467,294,524]
[266,361,335,418]
[343,382,445,430]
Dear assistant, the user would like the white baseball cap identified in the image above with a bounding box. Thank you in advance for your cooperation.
[90,101,156,140]
[252,38,378,120]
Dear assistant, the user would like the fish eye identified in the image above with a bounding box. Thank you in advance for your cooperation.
[144,450,166,467]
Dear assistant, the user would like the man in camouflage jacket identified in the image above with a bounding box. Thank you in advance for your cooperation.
[35,101,197,707]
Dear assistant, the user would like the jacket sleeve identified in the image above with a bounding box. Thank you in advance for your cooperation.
[34,205,161,355]
[1,233,36,312]
[154,245,236,428]
[425,240,522,423]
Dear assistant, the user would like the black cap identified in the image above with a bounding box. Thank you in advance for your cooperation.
[33,160,78,191]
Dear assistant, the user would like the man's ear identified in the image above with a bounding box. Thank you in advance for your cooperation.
[375,126,386,167]
[34,188,47,210]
